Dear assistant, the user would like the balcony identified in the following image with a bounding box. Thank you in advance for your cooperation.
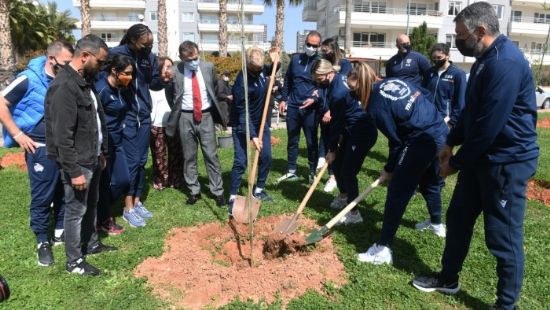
[72,0,146,9]
[199,39,271,52]
[520,48,550,65]
[197,0,263,14]
[510,17,550,37]
[349,41,395,59]
[198,21,265,33]
[511,0,549,8]
[302,0,319,21]
[337,5,444,30]
[76,18,144,30]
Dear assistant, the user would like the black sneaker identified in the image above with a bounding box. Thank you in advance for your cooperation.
[253,190,273,202]
[37,242,54,267]
[66,258,100,276]
[51,233,64,246]
[412,274,460,294]
[85,242,118,256]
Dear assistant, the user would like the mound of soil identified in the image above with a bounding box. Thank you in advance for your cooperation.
[134,215,346,309]
[527,179,550,206]
[0,152,26,171]
[538,117,550,128]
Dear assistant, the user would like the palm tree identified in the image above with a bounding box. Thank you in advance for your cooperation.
[0,0,15,82]
[8,0,52,56]
[264,0,302,49]
[218,0,228,57]
[344,0,352,55]
[157,0,167,56]
[44,2,77,43]
[80,0,91,36]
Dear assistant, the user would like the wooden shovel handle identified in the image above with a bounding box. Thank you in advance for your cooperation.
[294,162,328,216]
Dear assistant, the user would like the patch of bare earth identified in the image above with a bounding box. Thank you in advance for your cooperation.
[134,215,346,309]
[0,152,26,171]
[537,117,550,128]
[527,179,550,206]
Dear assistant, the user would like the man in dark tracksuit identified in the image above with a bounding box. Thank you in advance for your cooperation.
[278,31,322,183]
[386,34,431,88]
[412,3,539,309]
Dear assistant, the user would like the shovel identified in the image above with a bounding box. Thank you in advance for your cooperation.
[231,53,280,223]
[305,178,381,245]
[273,162,329,234]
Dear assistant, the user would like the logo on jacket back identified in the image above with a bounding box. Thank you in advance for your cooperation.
[379,79,411,101]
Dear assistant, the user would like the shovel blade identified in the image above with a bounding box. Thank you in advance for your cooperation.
[305,226,330,245]
[231,195,261,223]
[274,217,300,234]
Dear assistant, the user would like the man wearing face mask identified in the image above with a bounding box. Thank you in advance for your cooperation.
[0,40,73,267]
[166,41,229,206]
[277,31,323,184]
[424,43,466,129]
[412,3,539,309]
[46,34,116,276]
[385,34,431,88]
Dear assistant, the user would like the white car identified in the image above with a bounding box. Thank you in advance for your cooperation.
[536,86,550,109]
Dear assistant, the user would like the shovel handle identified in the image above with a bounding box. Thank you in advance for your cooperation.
[294,162,328,215]
[325,178,381,229]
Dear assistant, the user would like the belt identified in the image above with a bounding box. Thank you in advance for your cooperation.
[181,107,212,113]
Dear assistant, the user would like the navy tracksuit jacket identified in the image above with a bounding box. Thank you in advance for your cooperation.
[424,63,467,127]
[386,51,431,88]
[367,78,448,246]
[440,35,539,310]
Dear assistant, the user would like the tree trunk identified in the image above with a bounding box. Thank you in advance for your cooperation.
[273,0,285,49]
[157,0,167,56]
[218,0,228,57]
[80,0,91,36]
[0,0,15,84]
[344,0,352,56]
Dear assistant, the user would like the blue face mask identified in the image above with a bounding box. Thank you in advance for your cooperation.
[184,59,199,71]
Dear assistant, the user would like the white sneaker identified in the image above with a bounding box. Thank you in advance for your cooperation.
[317,157,326,170]
[329,196,347,210]
[323,178,337,192]
[337,210,363,225]
[415,219,446,238]
[276,172,299,183]
[357,243,393,265]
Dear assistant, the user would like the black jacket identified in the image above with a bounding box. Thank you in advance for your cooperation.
[45,65,108,178]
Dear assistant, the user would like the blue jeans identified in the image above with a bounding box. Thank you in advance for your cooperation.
[286,106,318,175]
[123,122,151,198]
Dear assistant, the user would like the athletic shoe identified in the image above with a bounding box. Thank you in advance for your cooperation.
[228,198,234,217]
[357,243,393,265]
[134,202,153,219]
[66,258,100,276]
[316,157,326,170]
[338,210,363,225]
[276,172,299,183]
[98,217,125,236]
[51,232,64,246]
[308,173,315,185]
[85,242,118,256]
[254,190,274,202]
[37,242,54,267]
[412,274,460,294]
[123,208,146,227]
[323,178,337,192]
[330,196,348,210]
[415,219,446,238]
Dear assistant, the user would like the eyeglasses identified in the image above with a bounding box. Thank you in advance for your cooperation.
[84,50,107,68]
[306,43,320,48]
[119,71,133,76]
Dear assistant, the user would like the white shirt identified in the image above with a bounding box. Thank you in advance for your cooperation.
[180,67,212,111]
[90,90,103,156]
[150,89,172,127]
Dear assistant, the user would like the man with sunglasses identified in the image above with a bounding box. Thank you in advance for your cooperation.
[0,40,73,267]
[386,34,431,88]
[277,30,323,184]
[46,34,116,276]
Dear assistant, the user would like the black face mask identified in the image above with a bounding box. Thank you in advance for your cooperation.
[455,34,478,57]
[323,52,334,62]
[51,58,68,76]
[434,59,447,69]
[139,46,152,57]
[401,44,411,54]
[248,70,261,79]
[318,79,330,89]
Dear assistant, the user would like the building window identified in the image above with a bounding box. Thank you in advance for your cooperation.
[534,12,550,24]
[150,11,158,21]
[446,34,456,49]
[183,32,195,42]
[100,33,113,42]
[448,1,461,16]
[512,11,522,22]
[492,5,504,20]
[354,1,386,14]
[353,32,385,47]
[408,3,427,16]
[128,13,140,21]
[182,12,194,22]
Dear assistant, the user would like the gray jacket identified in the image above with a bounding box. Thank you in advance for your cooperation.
[166,61,229,137]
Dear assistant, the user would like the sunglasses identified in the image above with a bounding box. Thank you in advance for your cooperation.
[306,43,320,48]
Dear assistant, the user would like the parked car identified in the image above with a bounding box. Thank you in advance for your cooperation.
[536,86,550,109]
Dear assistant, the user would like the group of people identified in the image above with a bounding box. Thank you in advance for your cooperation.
[0,2,539,309]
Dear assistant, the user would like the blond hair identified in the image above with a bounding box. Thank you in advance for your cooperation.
[347,62,378,110]
[246,47,265,69]
[312,59,341,79]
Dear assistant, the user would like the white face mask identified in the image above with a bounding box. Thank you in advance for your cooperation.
[223,76,229,82]
[305,46,317,57]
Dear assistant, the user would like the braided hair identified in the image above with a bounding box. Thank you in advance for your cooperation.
[120,23,152,45]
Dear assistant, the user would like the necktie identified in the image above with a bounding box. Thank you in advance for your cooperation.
[191,71,202,122]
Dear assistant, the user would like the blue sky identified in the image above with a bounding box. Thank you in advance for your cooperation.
[43,0,316,51]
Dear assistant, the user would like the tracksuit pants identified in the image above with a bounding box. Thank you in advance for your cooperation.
[286,106,318,176]
[440,159,537,310]
[230,127,272,195]
[123,122,151,198]
[379,137,443,246]
[97,143,130,224]
[25,147,64,244]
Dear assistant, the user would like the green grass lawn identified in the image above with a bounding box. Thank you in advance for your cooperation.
[0,128,549,309]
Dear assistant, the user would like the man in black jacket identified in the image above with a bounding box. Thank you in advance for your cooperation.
[45,34,116,276]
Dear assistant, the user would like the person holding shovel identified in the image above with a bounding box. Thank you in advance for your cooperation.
[228,47,280,214]
[311,59,378,225]
[353,63,448,265]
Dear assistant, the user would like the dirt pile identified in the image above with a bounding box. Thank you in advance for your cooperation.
[134,215,346,309]
[538,117,550,129]
[0,152,26,171]
[527,179,550,206]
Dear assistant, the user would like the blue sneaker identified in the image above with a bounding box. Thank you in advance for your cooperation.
[123,208,146,227]
[253,190,274,202]
[134,202,153,219]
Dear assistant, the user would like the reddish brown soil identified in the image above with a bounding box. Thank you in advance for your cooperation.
[527,179,550,206]
[134,215,346,309]
[270,136,281,145]
[0,152,26,171]
[538,118,550,128]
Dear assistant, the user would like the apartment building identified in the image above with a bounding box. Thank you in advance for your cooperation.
[73,0,269,60]
[302,0,550,70]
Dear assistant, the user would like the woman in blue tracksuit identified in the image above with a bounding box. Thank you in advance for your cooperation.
[318,38,354,193]
[312,59,378,225]
[228,47,279,212]
[424,43,467,128]
[353,63,448,265]
[95,55,133,233]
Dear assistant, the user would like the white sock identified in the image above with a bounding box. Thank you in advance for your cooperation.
[229,195,236,202]
[288,170,296,174]
[254,187,263,194]
[54,229,64,238]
